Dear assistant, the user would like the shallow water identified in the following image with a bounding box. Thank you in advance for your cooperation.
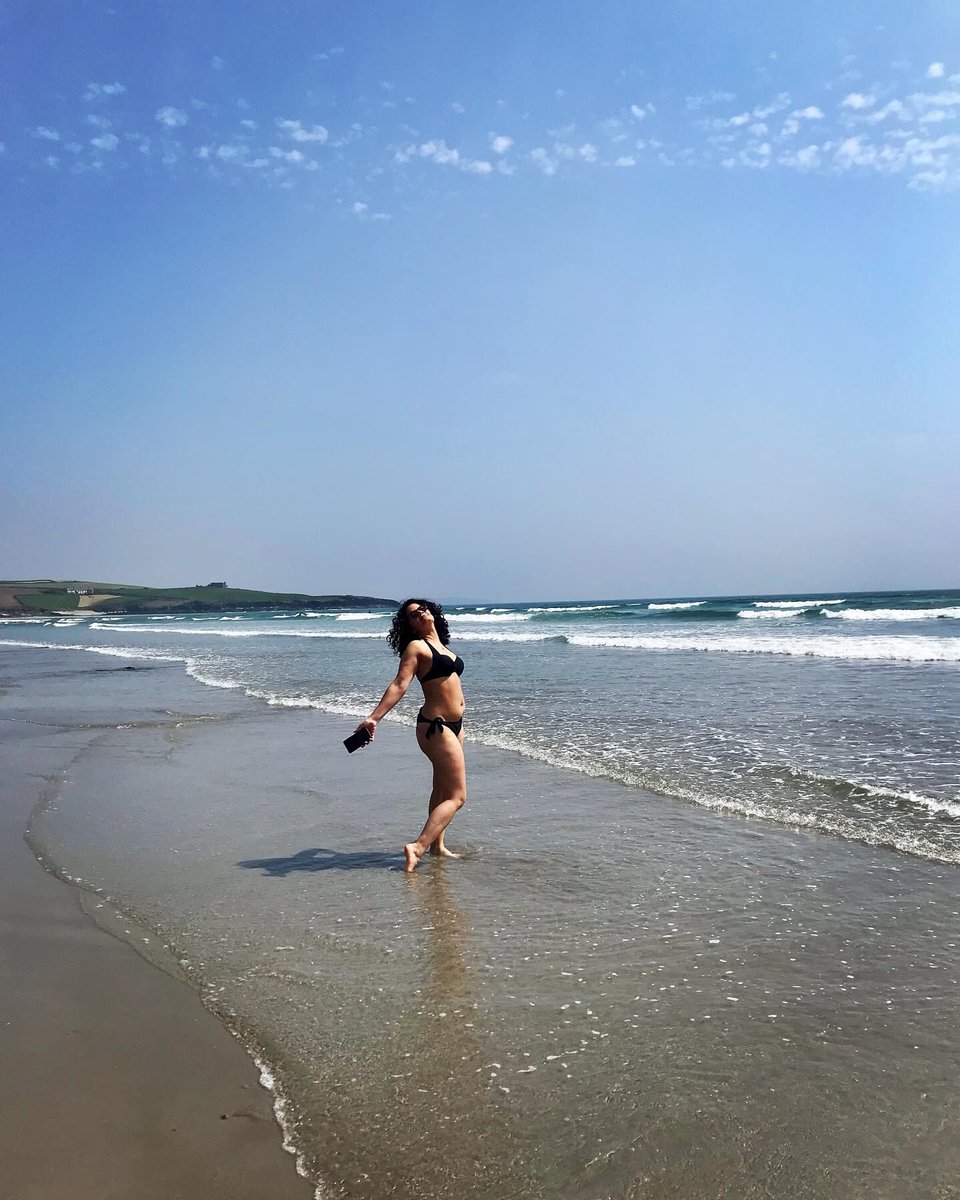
[12,647,960,1200]
[3,587,959,866]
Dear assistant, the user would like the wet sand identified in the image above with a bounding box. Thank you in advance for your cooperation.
[0,651,311,1200]
[3,645,960,1200]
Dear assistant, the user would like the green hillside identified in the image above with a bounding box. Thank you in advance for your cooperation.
[0,580,397,616]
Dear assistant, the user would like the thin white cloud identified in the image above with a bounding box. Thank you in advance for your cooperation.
[211,56,225,70]
[685,91,735,110]
[795,106,824,120]
[276,119,328,143]
[90,133,119,151]
[835,136,877,167]
[489,134,513,154]
[927,62,945,79]
[614,155,636,167]
[156,106,189,128]
[779,144,821,170]
[842,93,876,109]
[450,102,466,114]
[530,147,557,175]
[579,143,598,162]
[269,146,305,163]
[752,93,791,119]
[909,90,960,109]
[395,138,492,175]
[863,99,905,124]
[33,126,60,141]
[83,81,126,101]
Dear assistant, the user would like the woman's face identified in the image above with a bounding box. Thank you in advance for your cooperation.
[405,602,435,636]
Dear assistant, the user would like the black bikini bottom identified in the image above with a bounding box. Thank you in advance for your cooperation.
[417,708,464,739]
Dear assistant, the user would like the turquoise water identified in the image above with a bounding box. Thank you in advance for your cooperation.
[3,587,959,865]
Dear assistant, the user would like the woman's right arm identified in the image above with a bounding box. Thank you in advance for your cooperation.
[355,644,420,739]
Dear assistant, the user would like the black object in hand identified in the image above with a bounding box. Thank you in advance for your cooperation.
[343,727,372,753]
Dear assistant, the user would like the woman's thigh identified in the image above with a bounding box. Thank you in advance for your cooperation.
[416,727,467,797]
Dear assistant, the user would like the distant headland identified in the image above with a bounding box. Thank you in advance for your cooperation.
[0,580,397,617]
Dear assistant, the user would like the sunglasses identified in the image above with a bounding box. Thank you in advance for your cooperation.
[408,604,430,617]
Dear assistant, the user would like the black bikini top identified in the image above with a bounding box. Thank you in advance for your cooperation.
[420,640,465,683]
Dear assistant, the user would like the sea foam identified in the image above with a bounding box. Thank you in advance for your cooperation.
[565,632,960,663]
[648,601,706,610]
[753,599,844,608]
[821,606,960,621]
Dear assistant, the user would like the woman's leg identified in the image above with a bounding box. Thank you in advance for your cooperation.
[406,727,466,872]
[428,783,460,857]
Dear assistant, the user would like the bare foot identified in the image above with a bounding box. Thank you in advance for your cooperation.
[404,842,423,873]
[429,843,461,859]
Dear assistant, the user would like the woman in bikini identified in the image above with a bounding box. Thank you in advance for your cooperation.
[353,599,466,872]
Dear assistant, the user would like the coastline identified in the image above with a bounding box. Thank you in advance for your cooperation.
[3,642,960,1199]
[0,650,312,1200]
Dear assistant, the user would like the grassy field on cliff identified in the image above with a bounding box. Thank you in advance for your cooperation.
[0,581,396,615]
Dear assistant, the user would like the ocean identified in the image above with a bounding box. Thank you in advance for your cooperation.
[4,587,959,866]
[3,587,960,1198]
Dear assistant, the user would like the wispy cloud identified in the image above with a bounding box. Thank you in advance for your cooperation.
[82,81,126,101]
[395,138,492,174]
[842,92,876,110]
[11,53,960,196]
[156,106,189,128]
[686,90,736,110]
[276,119,328,143]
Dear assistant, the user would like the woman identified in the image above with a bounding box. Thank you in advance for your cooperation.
[354,598,466,872]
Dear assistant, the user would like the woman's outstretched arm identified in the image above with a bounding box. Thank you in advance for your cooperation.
[355,644,420,739]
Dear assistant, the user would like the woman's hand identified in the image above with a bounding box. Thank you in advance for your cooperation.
[355,717,378,743]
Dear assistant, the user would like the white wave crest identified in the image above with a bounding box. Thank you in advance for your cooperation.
[334,612,385,620]
[447,612,530,623]
[87,622,384,639]
[0,638,186,663]
[566,632,960,663]
[648,601,706,610]
[526,604,619,613]
[799,768,960,820]
[738,608,807,619]
[753,599,844,608]
[448,629,557,642]
[821,607,960,621]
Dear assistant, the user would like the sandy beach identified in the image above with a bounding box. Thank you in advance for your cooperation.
[2,643,959,1199]
[0,651,312,1200]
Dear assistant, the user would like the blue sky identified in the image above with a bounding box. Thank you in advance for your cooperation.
[2,0,958,601]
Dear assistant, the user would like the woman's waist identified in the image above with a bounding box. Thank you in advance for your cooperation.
[417,704,465,722]
[419,679,464,704]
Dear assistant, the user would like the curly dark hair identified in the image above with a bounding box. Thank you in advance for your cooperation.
[387,598,451,655]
